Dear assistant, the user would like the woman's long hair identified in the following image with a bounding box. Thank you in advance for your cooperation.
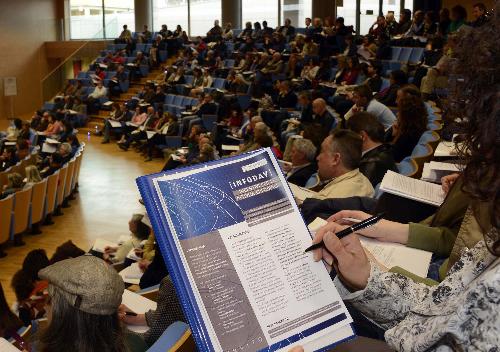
[0,282,23,336]
[395,95,428,140]
[38,286,126,352]
[448,3,499,255]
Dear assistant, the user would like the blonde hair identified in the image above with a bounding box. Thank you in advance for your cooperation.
[25,165,42,184]
[7,173,24,189]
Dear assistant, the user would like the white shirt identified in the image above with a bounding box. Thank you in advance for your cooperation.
[89,86,108,99]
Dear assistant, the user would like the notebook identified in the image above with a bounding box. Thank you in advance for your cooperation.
[122,289,157,333]
[380,170,445,206]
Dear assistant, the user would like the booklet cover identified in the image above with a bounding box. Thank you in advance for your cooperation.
[137,148,354,352]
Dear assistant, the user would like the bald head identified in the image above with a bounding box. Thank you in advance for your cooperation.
[312,98,327,115]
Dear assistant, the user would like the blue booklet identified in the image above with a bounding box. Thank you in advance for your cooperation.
[137,148,355,352]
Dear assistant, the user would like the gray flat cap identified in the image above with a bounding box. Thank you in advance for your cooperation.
[39,254,124,315]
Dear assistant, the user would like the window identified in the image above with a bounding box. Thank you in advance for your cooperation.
[152,0,189,34]
[359,0,380,35]
[190,0,222,36]
[280,0,312,28]
[70,0,105,39]
[242,0,279,29]
[103,0,135,39]
[69,0,135,39]
[336,1,357,33]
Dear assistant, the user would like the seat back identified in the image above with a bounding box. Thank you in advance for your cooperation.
[411,143,434,178]
[45,172,59,215]
[165,94,175,105]
[173,95,184,106]
[0,194,14,244]
[409,47,424,64]
[399,47,412,62]
[56,165,68,207]
[146,321,195,352]
[71,153,82,192]
[397,158,418,178]
[12,187,33,237]
[64,159,76,199]
[30,179,48,225]
[390,47,402,61]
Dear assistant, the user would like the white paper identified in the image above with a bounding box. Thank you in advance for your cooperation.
[221,144,240,151]
[0,338,20,352]
[308,218,432,278]
[434,141,464,157]
[41,143,57,154]
[146,131,156,139]
[359,238,432,278]
[126,248,142,261]
[45,138,60,144]
[119,263,143,284]
[380,170,445,206]
[121,289,157,333]
[109,120,122,128]
[289,183,318,202]
[92,238,118,253]
[126,122,139,127]
[421,161,461,183]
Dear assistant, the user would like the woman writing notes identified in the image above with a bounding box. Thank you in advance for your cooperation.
[291,8,499,352]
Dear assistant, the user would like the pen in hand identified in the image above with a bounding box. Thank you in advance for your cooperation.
[304,213,385,253]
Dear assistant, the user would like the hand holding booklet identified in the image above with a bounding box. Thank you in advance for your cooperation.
[137,148,354,352]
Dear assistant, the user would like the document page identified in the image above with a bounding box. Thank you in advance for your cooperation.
[109,120,122,128]
[308,218,432,278]
[149,149,353,352]
[122,289,157,333]
[380,170,445,206]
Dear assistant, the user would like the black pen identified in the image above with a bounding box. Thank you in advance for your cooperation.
[304,213,385,253]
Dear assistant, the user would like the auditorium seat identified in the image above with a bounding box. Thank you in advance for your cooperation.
[63,159,76,201]
[146,321,195,352]
[0,194,14,253]
[44,172,59,217]
[11,187,32,241]
[29,178,48,229]
[397,157,418,178]
[55,165,68,210]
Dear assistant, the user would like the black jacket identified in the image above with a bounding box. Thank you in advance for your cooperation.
[196,102,218,118]
[359,144,398,187]
[287,163,317,188]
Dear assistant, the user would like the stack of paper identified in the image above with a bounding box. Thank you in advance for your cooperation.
[434,141,464,157]
[0,338,20,352]
[92,238,118,253]
[308,218,432,277]
[121,289,157,333]
[119,263,143,285]
[421,161,461,183]
[380,170,445,206]
[109,120,122,128]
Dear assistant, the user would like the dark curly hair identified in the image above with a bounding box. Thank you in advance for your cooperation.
[448,4,499,255]
[395,95,428,140]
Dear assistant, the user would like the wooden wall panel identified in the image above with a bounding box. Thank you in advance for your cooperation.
[0,0,59,121]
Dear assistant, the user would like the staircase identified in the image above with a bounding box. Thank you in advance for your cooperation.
[79,66,166,135]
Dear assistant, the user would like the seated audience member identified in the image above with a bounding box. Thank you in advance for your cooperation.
[58,142,73,164]
[448,5,467,33]
[16,139,31,161]
[139,245,169,289]
[1,118,22,142]
[49,240,86,264]
[37,255,147,352]
[144,113,180,162]
[119,107,158,151]
[180,93,218,133]
[344,84,396,130]
[24,165,42,189]
[0,283,23,339]
[40,153,64,178]
[1,172,24,199]
[336,56,360,86]
[301,98,335,148]
[41,113,64,137]
[283,139,317,187]
[101,103,127,144]
[86,81,108,115]
[390,94,428,162]
[305,130,374,200]
[470,2,488,27]
[374,69,407,107]
[103,214,151,264]
[346,112,398,187]
[120,276,185,347]
[0,147,18,171]
[403,9,425,37]
[238,122,271,154]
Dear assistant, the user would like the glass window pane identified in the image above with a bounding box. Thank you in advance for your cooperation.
[152,0,188,35]
[190,0,222,37]
[70,0,104,39]
[242,0,279,29]
[280,0,312,28]
[360,0,380,35]
[336,1,357,33]
[103,0,135,39]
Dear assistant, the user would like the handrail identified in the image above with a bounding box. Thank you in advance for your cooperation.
[41,40,91,82]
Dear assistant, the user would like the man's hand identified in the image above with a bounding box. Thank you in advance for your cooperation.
[441,173,460,195]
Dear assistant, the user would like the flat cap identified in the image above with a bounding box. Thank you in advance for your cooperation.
[39,254,124,315]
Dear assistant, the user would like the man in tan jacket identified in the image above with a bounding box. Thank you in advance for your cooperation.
[299,130,374,200]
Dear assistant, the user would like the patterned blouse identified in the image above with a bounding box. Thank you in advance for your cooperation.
[335,235,500,351]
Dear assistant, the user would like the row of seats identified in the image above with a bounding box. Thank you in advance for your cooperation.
[0,144,85,249]
[397,107,443,178]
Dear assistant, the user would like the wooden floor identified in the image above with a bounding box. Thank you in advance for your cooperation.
[0,133,165,306]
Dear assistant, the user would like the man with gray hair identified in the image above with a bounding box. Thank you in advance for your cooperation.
[284,138,318,187]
